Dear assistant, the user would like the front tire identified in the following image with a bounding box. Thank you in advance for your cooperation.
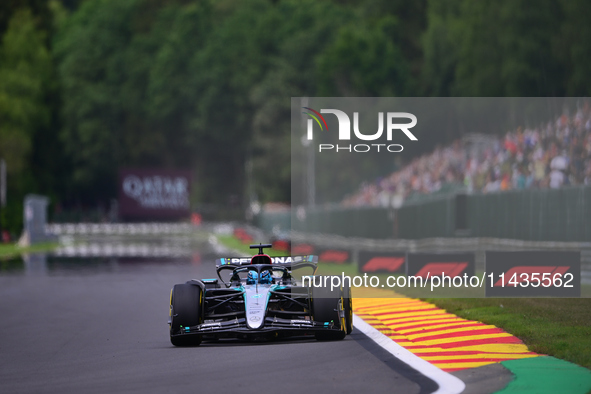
[312,281,346,341]
[343,283,353,335]
[170,284,202,347]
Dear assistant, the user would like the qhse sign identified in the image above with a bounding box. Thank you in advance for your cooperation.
[406,253,475,279]
[485,251,580,297]
[291,243,315,255]
[317,248,350,264]
[358,251,406,274]
[118,168,191,219]
[415,262,469,278]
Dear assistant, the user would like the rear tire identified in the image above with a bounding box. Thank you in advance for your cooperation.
[312,281,346,341]
[170,284,202,347]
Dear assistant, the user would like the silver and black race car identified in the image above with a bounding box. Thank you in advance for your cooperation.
[169,244,353,346]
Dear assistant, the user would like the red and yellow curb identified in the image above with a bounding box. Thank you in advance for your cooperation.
[353,297,538,372]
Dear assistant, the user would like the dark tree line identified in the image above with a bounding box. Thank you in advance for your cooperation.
[0,0,590,230]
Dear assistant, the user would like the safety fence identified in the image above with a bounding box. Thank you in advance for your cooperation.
[255,185,591,242]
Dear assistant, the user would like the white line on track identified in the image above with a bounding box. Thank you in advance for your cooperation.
[353,314,466,394]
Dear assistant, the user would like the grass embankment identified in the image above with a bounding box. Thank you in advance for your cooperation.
[428,297,591,370]
[214,234,591,369]
[0,242,58,259]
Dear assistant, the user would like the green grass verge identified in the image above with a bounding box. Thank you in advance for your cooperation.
[427,297,591,370]
[0,242,58,259]
[215,235,591,369]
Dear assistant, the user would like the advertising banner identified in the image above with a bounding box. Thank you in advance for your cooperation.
[485,251,580,297]
[358,251,406,274]
[317,248,351,264]
[291,243,315,255]
[407,253,475,279]
[118,169,191,219]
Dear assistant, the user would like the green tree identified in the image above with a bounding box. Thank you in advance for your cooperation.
[317,17,412,97]
[0,0,53,38]
[559,0,591,95]
[420,0,462,96]
[55,0,141,202]
[0,8,52,233]
[453,0,564,96]
[353,0,427,80]
[186,0,273,205]
[55,0,269,208]
[249,0,355,203]
[0,8,51,174]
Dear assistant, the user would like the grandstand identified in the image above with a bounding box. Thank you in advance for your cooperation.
[343,102,591,208]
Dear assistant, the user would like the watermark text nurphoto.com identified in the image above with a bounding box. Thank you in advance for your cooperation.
[303,272,575,292]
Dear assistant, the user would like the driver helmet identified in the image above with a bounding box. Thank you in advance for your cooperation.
[246,271,258,285]
[260,270,273,284]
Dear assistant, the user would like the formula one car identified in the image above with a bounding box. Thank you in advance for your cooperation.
[168,244,353,346]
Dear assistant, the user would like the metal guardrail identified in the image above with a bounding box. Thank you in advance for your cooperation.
[287,231,591,284]
[53,243,193,258]
[259,185,591,241]
[289,231,591,252]
[46,223,197,235]
[46,222,210,258]
[44,223,591,284]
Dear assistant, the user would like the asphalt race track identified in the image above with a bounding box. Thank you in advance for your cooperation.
[0,248,437,394]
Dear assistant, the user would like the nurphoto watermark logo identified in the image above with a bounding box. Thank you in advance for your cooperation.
[302,107,417,153]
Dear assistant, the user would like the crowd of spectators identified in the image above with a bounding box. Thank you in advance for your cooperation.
[343,104,591,207]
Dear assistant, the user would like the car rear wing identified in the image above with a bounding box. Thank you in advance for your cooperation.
[215,255,318,268]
